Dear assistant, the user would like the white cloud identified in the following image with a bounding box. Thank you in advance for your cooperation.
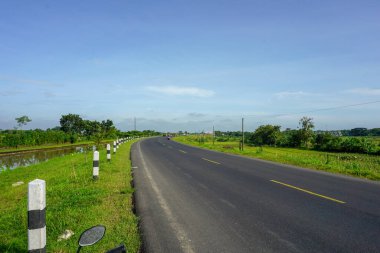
[146,86,215,97]
[345,88,380,96]
[0,75,62,87]
[43,91,56,98]
[274,91,310,99]
[0,90,25,96]
[188,112,206,117]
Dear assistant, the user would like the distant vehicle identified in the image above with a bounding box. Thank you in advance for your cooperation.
[167,136,171,140]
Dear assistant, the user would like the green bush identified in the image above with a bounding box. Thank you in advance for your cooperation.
[0,130,73,148]
[314,134,378,154]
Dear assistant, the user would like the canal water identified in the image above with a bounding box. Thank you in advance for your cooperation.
[0,145,94,172]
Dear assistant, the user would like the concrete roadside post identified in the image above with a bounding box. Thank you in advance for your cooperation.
[93,151,99,180]
[113,141,116,154]
[28,179,46,253]
[107,144,111,162]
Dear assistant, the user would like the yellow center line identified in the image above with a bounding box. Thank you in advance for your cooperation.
[202,158,221,165]
[270,180,346,204]
[179,150,187,154]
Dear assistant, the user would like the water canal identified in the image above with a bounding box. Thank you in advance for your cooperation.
[0,145,94,172]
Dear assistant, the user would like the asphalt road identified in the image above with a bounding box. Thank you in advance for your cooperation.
[131,137,380,253]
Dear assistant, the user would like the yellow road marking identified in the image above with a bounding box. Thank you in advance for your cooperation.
[202,158,220,165]
[179,150,187,154]
[270,180,346,204]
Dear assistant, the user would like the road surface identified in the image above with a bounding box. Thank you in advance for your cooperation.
[131,137,380,253]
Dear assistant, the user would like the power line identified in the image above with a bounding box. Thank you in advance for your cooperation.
[285,100,380,116]
[244,100,380,119]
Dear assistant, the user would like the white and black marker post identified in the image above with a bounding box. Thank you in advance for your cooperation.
[107,144,111,162]
[28,179,46,253]
[113,141,116,154]
[93,151,99,180]
[116,139,119,149]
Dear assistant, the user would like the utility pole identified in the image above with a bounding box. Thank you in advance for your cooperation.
[241,117,244,151]
[134,117,136,131]
[212,125,215,145]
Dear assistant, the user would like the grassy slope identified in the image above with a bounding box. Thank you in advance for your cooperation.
[0,140,140,252]
[174,136,380,181]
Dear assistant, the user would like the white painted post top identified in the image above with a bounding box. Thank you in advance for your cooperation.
[28,179,46,210]
[93,151,99,160]
[107,144,110,149]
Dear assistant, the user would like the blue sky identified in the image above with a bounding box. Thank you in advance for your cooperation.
[1,0,379,132]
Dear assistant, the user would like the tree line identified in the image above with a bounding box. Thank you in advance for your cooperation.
[0,114,161,148]
[340,128,380,137]
[215,117,380,155]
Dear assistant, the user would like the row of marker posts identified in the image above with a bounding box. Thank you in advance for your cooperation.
[93,137,131,180]
[28,136,139,252]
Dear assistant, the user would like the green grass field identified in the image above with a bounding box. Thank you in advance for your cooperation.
[0,140,140,252]
[175,135,380,180]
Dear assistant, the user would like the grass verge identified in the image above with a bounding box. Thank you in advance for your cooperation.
[174,136,380,181]
[0,140,140,252]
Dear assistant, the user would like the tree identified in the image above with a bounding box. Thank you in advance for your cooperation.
[369,128,380,136]
[3,133,21,148]
[350,128,368,136]
[101,119,116,137]
[60,114,84,134]
[299,116,315,148]
[250,125,281,146]
[278,129,302,147]
[90,121,104,147]
[15,115,31,129]
[314,132,337,151]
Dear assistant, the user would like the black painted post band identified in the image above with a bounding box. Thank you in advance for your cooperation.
[93,151,99,179]
[29,246,46,253]
[107,144,111,161]
[28,179,46,252]
[28,209,46,229]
